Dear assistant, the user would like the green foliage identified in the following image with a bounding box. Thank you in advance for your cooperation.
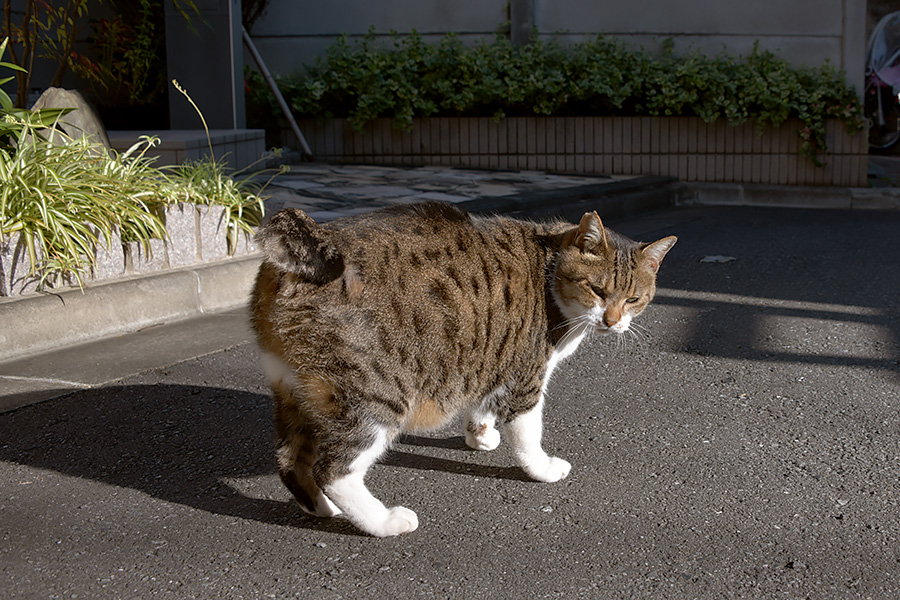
[0,38,24,111]
[161,157,267,254]
[0,130,168,289]
[0,127,272,291]
[2,38,75,154]
[68,0,167,107]
[248,33,863,161]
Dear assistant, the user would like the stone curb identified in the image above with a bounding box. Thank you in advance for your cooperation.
[684,183,900,211]
[461,175,683,221]
[0,255,261,364]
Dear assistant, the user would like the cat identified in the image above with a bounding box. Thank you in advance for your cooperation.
[249,202,676,537]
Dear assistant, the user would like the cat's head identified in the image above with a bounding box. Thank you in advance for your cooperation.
[553,212,676,334]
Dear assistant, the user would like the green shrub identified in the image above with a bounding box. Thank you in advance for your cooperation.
[248,32,863,162]
[0,130,169,289]
[0,127,272,291]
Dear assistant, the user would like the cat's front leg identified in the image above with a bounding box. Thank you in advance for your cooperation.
[505,396,571,483]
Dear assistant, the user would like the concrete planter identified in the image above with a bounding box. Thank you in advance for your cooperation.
[124,238,168,274]
[196,204,230,262]
[0,232,41,296]
[1,201,252,297]
[106,129,266,171]
[90,228,125,282]
[294,116,867,187]
[229,229,259,257]
[163,203,201,268]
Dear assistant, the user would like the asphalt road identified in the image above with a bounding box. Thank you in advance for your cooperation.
[1,205,899,599]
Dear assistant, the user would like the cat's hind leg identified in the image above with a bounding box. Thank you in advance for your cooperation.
[316,423,418,537]
[274,401,342,518]
[463,408,501,451]
[505,396,571,483]
[463,388,506,451]
[274,420,341,518]
[267,354,341,517]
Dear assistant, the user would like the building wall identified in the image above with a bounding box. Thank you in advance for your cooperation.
[536,0,865,89]
[247,0,867,91]
[245,0,509,76]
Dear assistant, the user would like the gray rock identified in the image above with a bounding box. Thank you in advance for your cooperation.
[31,87,111,149]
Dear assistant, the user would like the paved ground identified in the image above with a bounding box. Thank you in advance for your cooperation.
[261,163,642,223]
[1,200,898,599]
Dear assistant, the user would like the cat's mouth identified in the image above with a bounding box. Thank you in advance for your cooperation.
[596,322,629,335]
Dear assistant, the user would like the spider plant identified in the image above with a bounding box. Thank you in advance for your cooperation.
[160,156,268,254]
[0,125,167,289]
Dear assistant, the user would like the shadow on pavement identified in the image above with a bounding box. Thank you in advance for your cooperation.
[0,384,493,535]
[0,383,532,536]
[646,207,900,377]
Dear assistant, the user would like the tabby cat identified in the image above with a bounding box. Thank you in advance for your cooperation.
[250,202,676,537]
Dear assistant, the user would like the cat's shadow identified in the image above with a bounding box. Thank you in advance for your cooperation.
[388,434,530,481]
[0,385,525,534]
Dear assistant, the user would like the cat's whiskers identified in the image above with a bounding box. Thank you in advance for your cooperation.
[551,313,591,333]
[555,315,592,349]
[607,321,650,354]
[627,322,651,347]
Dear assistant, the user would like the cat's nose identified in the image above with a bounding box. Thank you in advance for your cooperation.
[602,308,620,327]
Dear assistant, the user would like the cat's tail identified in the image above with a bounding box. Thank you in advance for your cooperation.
[255,208,345,283]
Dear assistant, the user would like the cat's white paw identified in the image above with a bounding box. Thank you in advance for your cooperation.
[373,506,419,537]
[524,456,571,483]
[465,426,501,451]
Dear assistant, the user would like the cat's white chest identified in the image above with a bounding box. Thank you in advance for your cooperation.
[542,325,588,393]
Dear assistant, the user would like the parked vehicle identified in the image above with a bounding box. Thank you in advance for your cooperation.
[866,11,900,150]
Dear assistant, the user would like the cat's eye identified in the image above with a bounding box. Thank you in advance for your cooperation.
[590,285,606,299]
[625,296,640,304]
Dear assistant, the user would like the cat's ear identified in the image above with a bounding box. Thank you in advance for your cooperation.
[574,211,609,253]
[640,236,677,272]
[256,208,345,283]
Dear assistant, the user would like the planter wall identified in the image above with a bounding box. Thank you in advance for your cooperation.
[296,116,867,187]
[106,129,266,172]
[0,203,258,297]
[0,233,41,296]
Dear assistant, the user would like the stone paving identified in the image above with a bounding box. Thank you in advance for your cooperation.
[260,163,636,222]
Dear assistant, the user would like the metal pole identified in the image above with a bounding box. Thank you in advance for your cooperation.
[241,25,314,160]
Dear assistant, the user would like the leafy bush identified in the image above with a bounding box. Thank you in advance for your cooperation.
[247,32,863,161]
[0,129,169,289]
[0,126,271,291]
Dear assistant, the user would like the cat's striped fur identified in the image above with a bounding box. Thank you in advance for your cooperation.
[249,202,676,536]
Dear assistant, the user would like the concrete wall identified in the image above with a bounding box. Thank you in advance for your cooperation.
[246,0,509,76]
[534,0,866,91]
[246,0,867,91]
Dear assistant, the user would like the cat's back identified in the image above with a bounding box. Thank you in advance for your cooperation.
[326,203,546,307]
[251,202,552,377]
